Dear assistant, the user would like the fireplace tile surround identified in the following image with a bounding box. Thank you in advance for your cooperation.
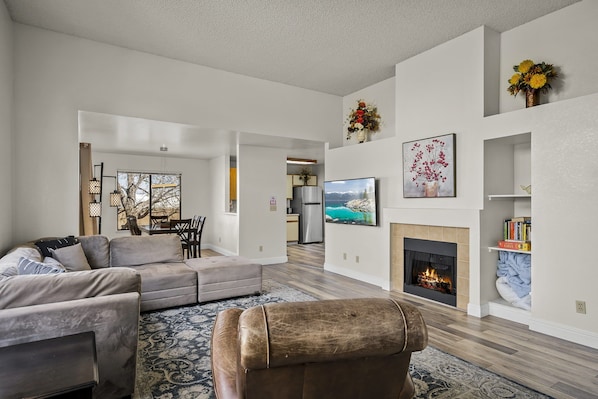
[391,223,470,310]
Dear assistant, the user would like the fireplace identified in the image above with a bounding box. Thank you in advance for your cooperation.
[404,238,457,306]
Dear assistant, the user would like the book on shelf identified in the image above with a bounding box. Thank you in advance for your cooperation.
[497,240,531,251]
[503,217,531,242]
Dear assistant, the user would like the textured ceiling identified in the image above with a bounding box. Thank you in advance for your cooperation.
[4,0,579,96]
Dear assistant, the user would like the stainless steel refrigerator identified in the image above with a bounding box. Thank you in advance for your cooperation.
[291,186,323,244]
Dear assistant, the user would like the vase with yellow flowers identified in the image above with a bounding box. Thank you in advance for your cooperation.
[507,59,557,107]
[346,99,381,143]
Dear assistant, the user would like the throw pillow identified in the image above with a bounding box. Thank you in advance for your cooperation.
[49,243,92,272]
[35,236,78,257]
[0,265,18,279]
[17,257,66,275]
[0,246,43,269]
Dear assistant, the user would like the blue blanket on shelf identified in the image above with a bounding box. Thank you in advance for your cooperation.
[497,251,531,298]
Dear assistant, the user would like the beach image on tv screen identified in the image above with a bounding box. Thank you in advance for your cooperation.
[324,178,376,226]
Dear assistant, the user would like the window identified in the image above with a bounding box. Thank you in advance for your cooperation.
[116,171,181,230]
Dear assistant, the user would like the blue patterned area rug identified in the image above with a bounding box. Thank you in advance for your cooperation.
[133,280,552,399]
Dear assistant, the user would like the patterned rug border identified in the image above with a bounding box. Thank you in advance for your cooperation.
[134,280,552,399]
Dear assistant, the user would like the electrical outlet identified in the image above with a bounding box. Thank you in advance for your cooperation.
[259,245,263,252]
[355,255,359,263]
[343,253,347,260]
[575,300,586,314]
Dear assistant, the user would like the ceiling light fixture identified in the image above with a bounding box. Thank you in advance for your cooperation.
[160,144,168,152]
[286,157,317,165]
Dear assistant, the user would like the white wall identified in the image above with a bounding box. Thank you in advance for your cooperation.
[479,95,598,347]
[0,2,13,254]
[326,27,491,288]
[91,152,210,240]
[11,24,340,245]
[238,145,287,263]
[499,0,598,113]
[525,97,598,345]
[209,155,239,256]
[326,3,598,348]
[325,138,402,287]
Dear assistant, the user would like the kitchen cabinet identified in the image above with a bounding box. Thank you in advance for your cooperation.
[286,214,299,242]
[230,168,237,200]
[286,175,293,199]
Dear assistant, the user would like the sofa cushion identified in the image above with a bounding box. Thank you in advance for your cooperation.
[17,257,66,275]
[110,235,183,267]
[50,243,92,272]
[78,235,110,269]
[128,262,196,293]
[0,246,42,270]
[0,268,141,310]
[34,236,78,257]
[186,256,262,303]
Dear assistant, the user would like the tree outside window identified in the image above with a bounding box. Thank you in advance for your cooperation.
[116,171,181,230]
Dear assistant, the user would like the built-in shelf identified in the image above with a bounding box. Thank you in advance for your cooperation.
[483,133,532,326]
[488,246,531,255]
[488,194,531,200]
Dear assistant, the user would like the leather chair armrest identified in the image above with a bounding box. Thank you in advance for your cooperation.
[211,308,243,399]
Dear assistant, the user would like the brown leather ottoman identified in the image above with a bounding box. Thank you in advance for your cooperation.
[185,256,262,302]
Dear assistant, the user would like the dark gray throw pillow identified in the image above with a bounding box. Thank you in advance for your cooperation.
[35,236,78,257]
[49,243,91,272]
[17,257,66,275]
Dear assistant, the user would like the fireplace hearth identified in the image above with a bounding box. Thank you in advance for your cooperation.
[404,238,457,306]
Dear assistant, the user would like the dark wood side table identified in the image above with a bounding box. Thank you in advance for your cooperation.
[0,331,98,399]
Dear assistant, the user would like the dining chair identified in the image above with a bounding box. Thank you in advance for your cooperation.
[150,215,168,227]
[170,218,193,258]
[189,216,206,258]
[126,215,142,236]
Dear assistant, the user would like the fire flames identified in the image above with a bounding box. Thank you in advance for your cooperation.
[417,267,452,293]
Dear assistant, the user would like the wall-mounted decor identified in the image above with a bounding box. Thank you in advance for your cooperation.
[324,177,377,226]
[403,133,456,198]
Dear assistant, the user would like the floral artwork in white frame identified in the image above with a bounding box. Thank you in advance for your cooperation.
[403,133,456,198]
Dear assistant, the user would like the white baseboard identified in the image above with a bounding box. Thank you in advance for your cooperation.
[323,262,387,289]
[488,298,531,325]
[530,318,598,349]
[252,256,288,265]
[467,302,489,318]
[205,244,236,256]
[482,299,598,349]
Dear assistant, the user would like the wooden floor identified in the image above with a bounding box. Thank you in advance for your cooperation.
[248,243,597,399]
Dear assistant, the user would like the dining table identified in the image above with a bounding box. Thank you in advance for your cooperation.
[139,224,179,235]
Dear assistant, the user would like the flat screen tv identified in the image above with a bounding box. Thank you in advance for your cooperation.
[324,177,377,226]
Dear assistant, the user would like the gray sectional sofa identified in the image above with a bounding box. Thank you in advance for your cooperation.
[0,234,262,399]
